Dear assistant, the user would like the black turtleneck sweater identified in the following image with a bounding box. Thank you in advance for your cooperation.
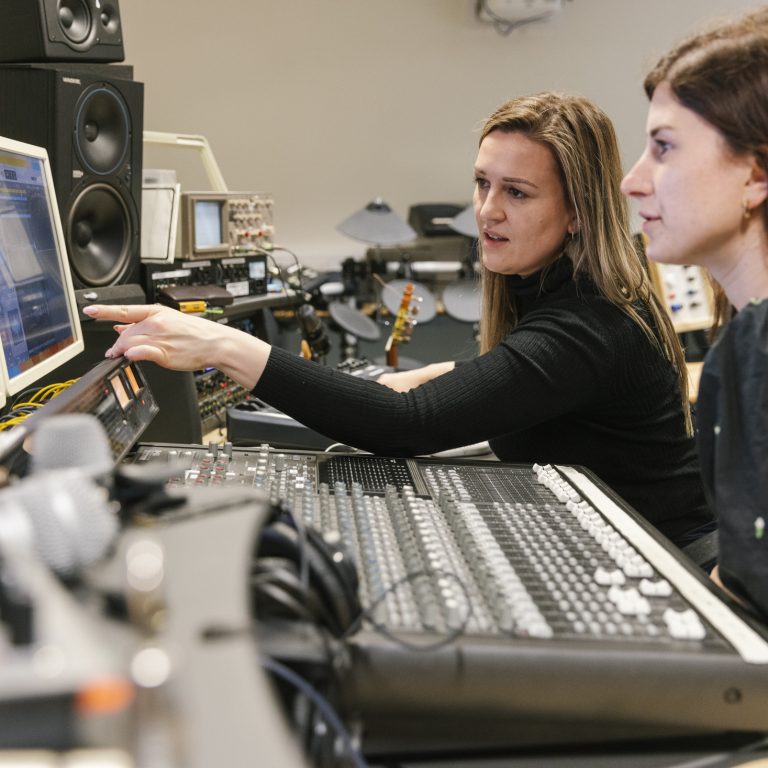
[253,259,712,543]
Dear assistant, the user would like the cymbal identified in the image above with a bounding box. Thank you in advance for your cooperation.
[381,279,437,324]
[443,279,481,323]
[328,302,381,341]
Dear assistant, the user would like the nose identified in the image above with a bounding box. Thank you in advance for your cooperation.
[475,186,504,227]
[621,152,652,198]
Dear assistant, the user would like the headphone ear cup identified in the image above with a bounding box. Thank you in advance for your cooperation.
[303,527,361,631]
[254,520,361,637]
[251,560,329,628]
[253,579,316,625]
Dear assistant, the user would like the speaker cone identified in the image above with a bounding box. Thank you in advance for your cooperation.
[98,2,121,35]
[74,84,130,176]
[57,0,92,45]
[67,183,134,286]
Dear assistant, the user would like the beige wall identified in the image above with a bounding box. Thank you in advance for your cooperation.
[121,0,763,269]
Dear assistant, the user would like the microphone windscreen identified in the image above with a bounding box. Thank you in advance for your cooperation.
[7,468,118,576]
[30,414,113,479]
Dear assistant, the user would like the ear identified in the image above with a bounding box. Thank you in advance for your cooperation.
[745,152,768,210]
[567,212,580,236]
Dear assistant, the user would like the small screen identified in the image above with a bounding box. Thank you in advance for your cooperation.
[0,143,82,395]
[110,373,131,411]
[194,200,224,248]
[249,260,265,280]
[124,363,141,395]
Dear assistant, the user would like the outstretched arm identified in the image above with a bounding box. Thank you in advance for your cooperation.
[82,304,271,390]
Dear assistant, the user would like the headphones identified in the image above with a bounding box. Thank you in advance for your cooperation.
[252,511,361,638]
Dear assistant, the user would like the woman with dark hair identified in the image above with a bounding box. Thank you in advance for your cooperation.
[84,91,712,546]
[621,6,768,614]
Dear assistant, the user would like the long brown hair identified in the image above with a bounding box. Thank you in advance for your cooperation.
[477,92,692,432]
[644,7,768,331]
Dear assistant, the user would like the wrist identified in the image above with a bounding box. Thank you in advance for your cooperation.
[215,326,270,390]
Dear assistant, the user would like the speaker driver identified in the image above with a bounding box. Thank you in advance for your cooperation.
[98,2,121,35]
[56,0,93,47]
[67,183,133,286]
[74,84,130,176]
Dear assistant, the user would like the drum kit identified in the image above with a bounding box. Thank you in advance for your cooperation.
[324,275,481,368]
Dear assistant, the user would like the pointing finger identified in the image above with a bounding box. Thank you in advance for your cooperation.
[83,304,158,323]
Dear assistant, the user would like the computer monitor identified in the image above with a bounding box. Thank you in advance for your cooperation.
[0,136,84,397]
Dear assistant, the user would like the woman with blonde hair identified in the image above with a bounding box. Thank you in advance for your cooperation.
[85,91,712,546]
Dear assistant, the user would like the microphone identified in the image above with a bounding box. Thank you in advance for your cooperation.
[297,304,330,360]
[30,412,113,479]
[0,414,118,576]
[0,467,118,576]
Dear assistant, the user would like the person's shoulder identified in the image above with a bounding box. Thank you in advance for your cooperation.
[733,297,768,331]
[521,288,636,329]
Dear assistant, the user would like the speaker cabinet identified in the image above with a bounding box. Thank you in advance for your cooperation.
[0,0,124,63]
[0,64,143,287]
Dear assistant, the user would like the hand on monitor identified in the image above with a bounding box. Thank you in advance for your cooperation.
[82,303,269,390]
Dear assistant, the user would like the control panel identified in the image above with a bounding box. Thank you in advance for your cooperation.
[180,191,275,261]
[652,263,714,332]
[144,255,268,303]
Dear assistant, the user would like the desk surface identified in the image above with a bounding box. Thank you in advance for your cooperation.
[688,360,704,404]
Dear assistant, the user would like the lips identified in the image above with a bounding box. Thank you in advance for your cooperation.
[483,230,509,243]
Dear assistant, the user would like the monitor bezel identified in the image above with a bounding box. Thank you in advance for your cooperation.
[0,337,6,410]
[0,136,84,397]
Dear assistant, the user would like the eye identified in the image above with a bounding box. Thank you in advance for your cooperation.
[507,186,526,199]
[653,138,672,158]
[474,176,489,190]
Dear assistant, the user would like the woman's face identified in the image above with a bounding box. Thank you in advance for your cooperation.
[474,130,575,277]
[621,81,758,270]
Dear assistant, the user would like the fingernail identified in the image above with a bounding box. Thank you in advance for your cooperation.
[105,347,115,358]
[83,306,97,316]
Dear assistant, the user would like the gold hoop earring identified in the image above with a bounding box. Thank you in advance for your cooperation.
[743,200,752,220]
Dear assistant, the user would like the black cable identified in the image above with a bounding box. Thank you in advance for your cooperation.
[262,656,370,768]
[270,244,303,283]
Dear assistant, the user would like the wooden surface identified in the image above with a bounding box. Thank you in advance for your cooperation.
[687,360,704,404]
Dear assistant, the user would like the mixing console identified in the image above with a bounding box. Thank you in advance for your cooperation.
[126,443,766,659]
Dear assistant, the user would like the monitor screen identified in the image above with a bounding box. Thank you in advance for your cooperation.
[194,200,225,248]
[0,137,83,397]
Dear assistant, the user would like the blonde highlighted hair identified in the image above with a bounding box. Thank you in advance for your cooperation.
[477,92,691,432]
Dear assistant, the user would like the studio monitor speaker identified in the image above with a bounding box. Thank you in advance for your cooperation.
[0,0,124,63]
[0,64,143,287]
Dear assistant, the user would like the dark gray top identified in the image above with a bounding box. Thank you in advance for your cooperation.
[697,298,768,617]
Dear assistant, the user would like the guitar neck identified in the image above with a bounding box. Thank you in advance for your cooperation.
[385,283,414,369]
[385,338,398,368]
